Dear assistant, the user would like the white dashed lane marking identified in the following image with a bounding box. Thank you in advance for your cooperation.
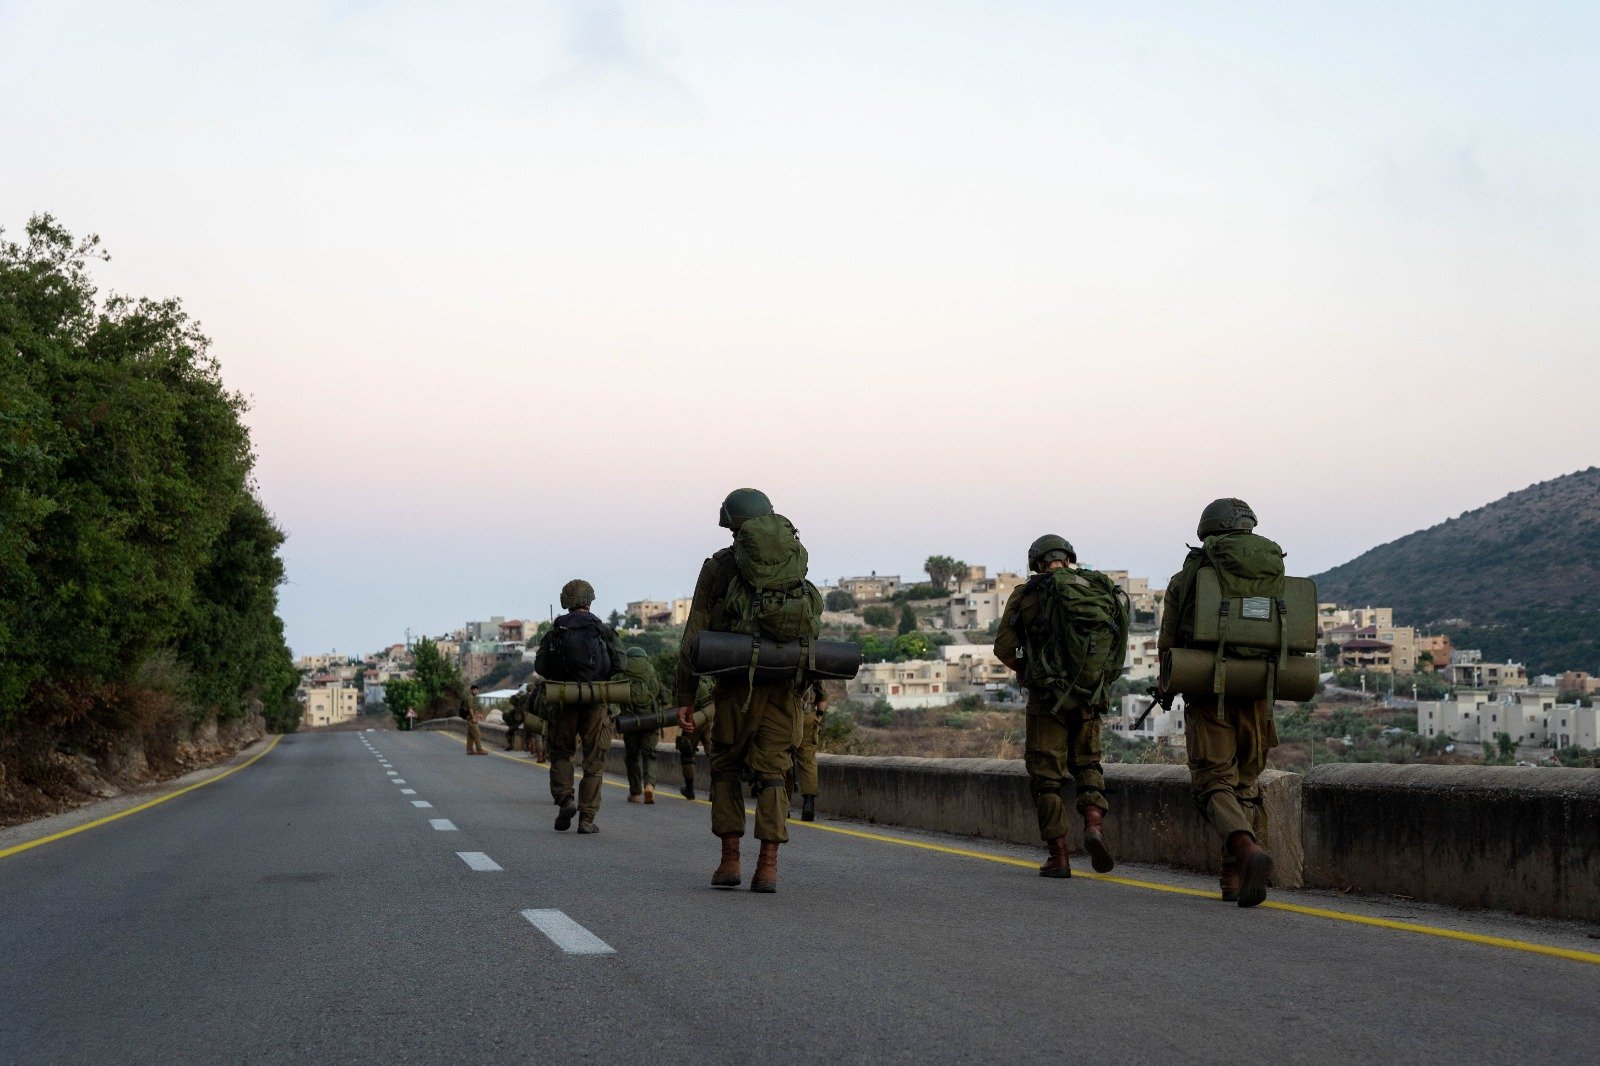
[521,910,616,956]
[411,800,433,808]
[430,819,457,831]
[401,789,417,795]
[387,771,398,776]
[457,852,502,872]
[393,779,406,784]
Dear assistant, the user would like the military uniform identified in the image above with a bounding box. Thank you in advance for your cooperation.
[995,577,1108,839]
[1158,498,1279,906]
[676,676,716,799]
[621,651,664,801]
[1159,557,1275,855]
[677,548,804,847]
[461,690,488,754]
[792,682,826,803]
[535,597,625,831]
[503,694,526,751]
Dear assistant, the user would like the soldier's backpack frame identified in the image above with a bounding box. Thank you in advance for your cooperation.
[1167,557,1320,703]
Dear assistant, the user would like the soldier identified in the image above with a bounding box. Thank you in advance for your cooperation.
[676,488,818,893]
[534,579,625,834]
[621,647,663,804]
[1158,498,1277,908]
[791,682,828,822]
[503,689,528,752]
[460,683,488,755]
[676,676,715,800]
[994,535,1121,878]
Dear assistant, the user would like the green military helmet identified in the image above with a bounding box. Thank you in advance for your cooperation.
[719,487,774,529]
[1027,534,1077,572]
[1197,498,1258,539]
[625,646,648,659]
[559,578,595,610]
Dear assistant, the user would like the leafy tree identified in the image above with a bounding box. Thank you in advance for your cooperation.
[824,589,857,611]
[0,215,293,736]
[626,614,642,629]
[384,677,422,728]
[862,606,895,628]
[924,555,958,589]
[411,638,464,716]
[859,634,890,662]
[897,605,918,635]
[1496,732,1516,759]
[608,610,625,628]
[892,632,931,660]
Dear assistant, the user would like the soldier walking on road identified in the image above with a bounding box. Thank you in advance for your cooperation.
[461,684,488,755]
[676,488,821,893]
[535,580,625,834]
[995,535,1127,878]
[791,682,827,822]
[1158,499,1281,908]
[621,647,664,804]
[676,676,715,800]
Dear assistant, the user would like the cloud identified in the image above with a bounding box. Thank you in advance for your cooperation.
[538,0,694,105]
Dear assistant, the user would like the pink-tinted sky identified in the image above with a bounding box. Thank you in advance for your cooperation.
[4,2,1597,654]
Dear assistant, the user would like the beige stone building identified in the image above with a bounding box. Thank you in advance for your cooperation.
[303,684,360,729]
[839,574,902,602]
[940,644,1011,692]
[625,600,672,627]
[1125,631,1161,681]
[848,659,955,708]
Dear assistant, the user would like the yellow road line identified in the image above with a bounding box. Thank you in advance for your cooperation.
[0,734,283,861]
[428,730,1600,966]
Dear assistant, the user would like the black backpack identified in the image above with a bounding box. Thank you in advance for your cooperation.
[541,613,616,683]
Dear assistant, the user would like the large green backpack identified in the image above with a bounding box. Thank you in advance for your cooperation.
[721,513,822,643]
[620,656,660,713]
[1022,567,1130,716]
[1171,532,1318,700]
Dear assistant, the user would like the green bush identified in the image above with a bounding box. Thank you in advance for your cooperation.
[862,606,896,628]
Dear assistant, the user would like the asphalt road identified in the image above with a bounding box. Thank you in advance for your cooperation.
[4,729,1598,1065]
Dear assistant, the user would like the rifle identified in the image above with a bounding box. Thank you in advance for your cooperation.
[1132,683,1173,731]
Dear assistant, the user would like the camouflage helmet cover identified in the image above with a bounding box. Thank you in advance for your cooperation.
[625,646,648,659]
[718,487,774,529]
[559,579,595,610]
[1027,534,1077,572]
[1197,498,1258,539]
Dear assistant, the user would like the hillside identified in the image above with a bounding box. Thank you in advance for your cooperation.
[1313,467,1600,676]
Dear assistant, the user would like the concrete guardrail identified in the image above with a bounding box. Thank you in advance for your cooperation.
[417,716,1598,919]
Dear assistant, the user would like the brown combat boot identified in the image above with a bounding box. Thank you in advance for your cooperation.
[751,841,779,893]
[644,786,655,804]
[577,813,599,834]
[1082,806,1115,873]
[1039,836,1072,878]
[1227,831,1272,908]
[1219,860,1242,903]
[627,793,642,804]
[712,834,741,888]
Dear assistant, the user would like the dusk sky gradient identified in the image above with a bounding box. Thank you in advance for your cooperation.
[3,1,1597,655]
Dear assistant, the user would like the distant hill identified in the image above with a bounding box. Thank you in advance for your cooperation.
[1313,467,1600,677]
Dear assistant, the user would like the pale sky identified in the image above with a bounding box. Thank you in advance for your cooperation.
[4,1,1597,656]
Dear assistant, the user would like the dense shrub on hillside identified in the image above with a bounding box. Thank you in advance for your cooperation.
[0,215,295,732]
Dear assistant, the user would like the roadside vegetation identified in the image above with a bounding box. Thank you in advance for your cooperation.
[0,215,295,825]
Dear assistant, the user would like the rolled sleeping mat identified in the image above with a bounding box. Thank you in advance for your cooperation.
[1167,649,1318,703]
[614,707,713,735]
[541,679,635,705]
[614,708,675,734]
[690,631,862,680]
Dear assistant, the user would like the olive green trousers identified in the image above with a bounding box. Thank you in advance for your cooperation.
[1024,698,1108,841]
[1184,695,1275,848]
[709,682,802,844]
[548,703,611,817]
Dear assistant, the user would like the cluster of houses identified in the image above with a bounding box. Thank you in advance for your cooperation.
[294,566,1596,755]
